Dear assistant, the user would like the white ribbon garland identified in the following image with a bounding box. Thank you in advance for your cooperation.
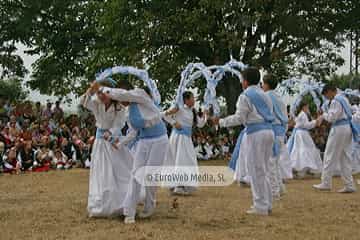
[276,78,326,117]
[174,58,247,115]
[96,66,161,106]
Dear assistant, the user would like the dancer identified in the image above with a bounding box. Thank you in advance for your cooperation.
[313,84,358,193]
[213,67,275,216]
[163,91,207,195]
[287,101,323,178]
[262,74,288,199]
[81,82,133,218]
[97,80,169,224]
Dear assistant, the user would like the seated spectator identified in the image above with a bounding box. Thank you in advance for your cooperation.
[18,140,35,171]
[20,119,33,141]
[52,101,64,122]
[221,136,231,160]
[33,136,53,172]
[1,126,12,147]
[3,147,21,174]
[195,136,213,160]
[42,102,53,119]
[52,149,72,170]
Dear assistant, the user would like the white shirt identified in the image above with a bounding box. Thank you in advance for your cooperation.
[295,111,316,130]
[80,92,127,133]
[163,105,207,128]
[322,94,348,123]
[219,86,273,128]
[102,87,162,128]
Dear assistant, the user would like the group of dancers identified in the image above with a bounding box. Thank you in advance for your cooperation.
[81,67,360,223]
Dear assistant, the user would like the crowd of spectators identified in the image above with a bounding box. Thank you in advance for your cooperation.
[0,98,333,175]
[0,98,96,174]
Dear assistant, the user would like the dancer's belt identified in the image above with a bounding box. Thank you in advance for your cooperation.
[96,128,121,144]
[332,119,349,127]
[173,126,192,137]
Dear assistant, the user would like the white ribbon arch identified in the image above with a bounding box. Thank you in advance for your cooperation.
[174,58,247,115]
[96,66,162,106]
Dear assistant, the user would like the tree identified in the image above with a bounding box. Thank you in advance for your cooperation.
[327,74,360,90]
[0,78,28,102]
[1,0,359,112]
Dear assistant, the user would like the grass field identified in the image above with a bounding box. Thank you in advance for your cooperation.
[1,160,360,240]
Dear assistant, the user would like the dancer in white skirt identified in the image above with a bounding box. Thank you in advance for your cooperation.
[82,82,133,218]
[228,129,251,185]
[287,101,323,177]
[163,91,207,195]
[98,80,170,224]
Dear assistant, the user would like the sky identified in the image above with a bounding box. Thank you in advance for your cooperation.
[18,42,351,112]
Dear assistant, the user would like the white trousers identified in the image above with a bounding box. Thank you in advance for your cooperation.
[321,125,355,189]
[269,136,284,198]
[246,130,274,212]
[123,135,169,217]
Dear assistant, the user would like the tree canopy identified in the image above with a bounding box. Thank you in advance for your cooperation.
[0,0,359,111]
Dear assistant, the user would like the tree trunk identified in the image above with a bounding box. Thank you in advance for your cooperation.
[217,76,242,114]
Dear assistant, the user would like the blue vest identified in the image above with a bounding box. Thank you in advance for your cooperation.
[129,103,167,139]
[333,96,360,142]
[244,88,278,156]
[228,129,246,171]
[287,128,308,154]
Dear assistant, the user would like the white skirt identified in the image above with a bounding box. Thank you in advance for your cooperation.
[87,139,133,217]
[279,140,293,179]
[234,134,250,183]
[163,132,198,188]
[288,130,323,173]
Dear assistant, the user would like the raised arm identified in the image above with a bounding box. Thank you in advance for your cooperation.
[80,83,100,113]
[102,87,150,105]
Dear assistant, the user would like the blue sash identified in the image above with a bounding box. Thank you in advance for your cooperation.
[268,92,288,137]
[273,124,287,137]
[334,96,360,142]
[96,128,120,144]
[96,128,109,139]
[228,129,245,171]
[287,128,308,154]
[173,125,192,137]
[129,103,167,139]
[244,88,278,156]
[244,88,275,123]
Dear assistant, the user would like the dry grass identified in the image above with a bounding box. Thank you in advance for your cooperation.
[1,160,360,240]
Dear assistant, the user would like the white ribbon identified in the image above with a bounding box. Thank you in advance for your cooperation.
[174,58,247,115]
[96,66,161,106]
